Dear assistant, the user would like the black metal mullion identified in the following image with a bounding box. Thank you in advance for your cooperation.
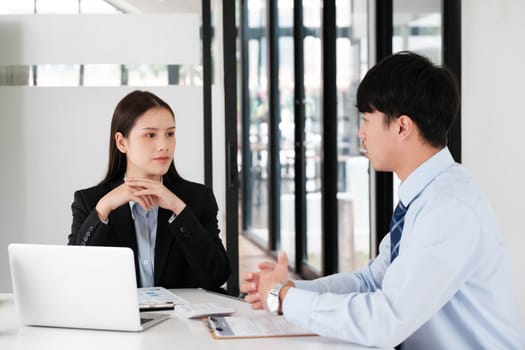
[222,0,240,296]
[373,0,394,255]
[321,0,338,275]
[267,0,281,251]
[293,0,306,276]
[443,0,462,163]
[202,0,213,188]
[376,0,392,58]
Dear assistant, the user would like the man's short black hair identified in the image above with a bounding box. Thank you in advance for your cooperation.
[357,51,460,147]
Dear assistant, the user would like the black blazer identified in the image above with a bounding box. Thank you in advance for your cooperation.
[68,175,230,292]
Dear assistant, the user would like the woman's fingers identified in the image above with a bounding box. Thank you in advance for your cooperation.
[124,178,185,214]
[134,196,150,211]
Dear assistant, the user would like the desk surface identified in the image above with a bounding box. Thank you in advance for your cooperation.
[0,289,391,350]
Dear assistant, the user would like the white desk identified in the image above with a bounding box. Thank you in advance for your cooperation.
[0,289,391,350]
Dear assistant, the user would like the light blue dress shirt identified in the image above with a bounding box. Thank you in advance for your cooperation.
[128,202,177,288]
[283,147,525,349]
[130,202,158,288]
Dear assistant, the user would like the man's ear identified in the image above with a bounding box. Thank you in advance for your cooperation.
[397,115,414,138]
[115,132,127,153]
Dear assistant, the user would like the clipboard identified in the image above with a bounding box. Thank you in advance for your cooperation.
[208,315,316,339]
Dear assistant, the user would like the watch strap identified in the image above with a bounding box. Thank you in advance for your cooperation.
[266,282,285,314]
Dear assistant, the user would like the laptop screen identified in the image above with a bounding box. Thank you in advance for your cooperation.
[8,243,159,331]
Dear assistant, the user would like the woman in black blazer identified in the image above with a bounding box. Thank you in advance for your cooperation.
[68,91,230,293]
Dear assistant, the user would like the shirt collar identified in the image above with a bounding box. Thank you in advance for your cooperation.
[129,201,159,220]
[129,201,139,218]
[398,147,456,207]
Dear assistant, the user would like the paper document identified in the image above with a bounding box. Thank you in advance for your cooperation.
[208,315,316,339]
[138,287,189,311]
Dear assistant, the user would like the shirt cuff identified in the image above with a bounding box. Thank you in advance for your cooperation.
[99,217,109,225]
[282,287,317,327]
[168,213,177,224]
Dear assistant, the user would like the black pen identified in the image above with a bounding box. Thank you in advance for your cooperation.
[209,317,223,331]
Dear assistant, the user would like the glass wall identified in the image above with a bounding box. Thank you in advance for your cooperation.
[277,0,295,266]
[392,0,443,200]
[0,1,201,87]
[241,0,372,277]
[245,0,269,245]
[393,0,442,63]
[336,0,369,272]
[303,0,323,272]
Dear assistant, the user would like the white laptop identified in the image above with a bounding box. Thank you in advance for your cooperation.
[8,243,170,332]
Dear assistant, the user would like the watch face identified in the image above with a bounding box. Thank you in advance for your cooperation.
[266,292,279,313]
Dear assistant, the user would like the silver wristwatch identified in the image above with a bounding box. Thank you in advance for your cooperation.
[266,282,285,314]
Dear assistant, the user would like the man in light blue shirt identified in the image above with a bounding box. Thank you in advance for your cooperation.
[241,52,525,349]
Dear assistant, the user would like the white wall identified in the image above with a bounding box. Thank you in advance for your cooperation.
[0,87,204,292]
[462,0,525,320]
[0,14,204,292]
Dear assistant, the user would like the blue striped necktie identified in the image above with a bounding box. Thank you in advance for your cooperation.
[390,201,408,262]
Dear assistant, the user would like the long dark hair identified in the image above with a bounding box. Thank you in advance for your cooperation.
[99,90,179,185]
